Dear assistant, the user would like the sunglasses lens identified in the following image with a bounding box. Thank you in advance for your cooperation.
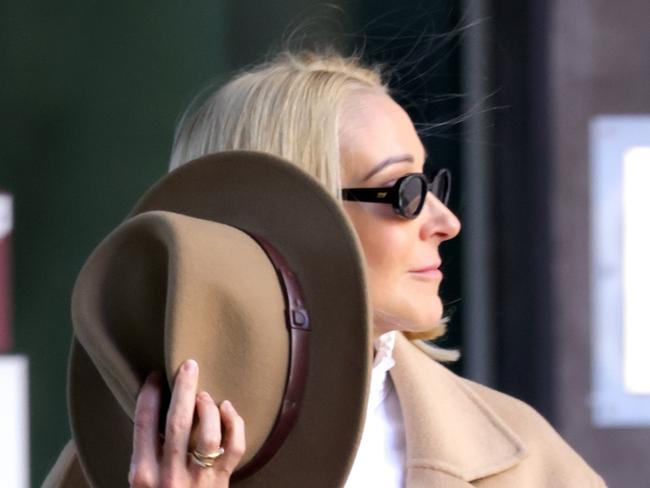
[398,175,426,218]
[431,170,451,206]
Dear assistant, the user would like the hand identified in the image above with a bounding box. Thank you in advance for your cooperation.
[128,360,246,487]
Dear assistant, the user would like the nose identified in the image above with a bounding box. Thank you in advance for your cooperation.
[418,193,461,242]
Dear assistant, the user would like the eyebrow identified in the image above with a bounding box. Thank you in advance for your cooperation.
[362,154,415,182]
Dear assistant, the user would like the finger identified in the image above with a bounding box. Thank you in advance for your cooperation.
[162,359,199,471]
[194,391,222,454]
[129,372,162,487]
[216,400,246,476]
[188,391,224,475]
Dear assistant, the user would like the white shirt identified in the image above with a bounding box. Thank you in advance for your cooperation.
[344,331,406,487]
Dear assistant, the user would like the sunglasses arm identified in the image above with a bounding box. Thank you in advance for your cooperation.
[341,187,395,204]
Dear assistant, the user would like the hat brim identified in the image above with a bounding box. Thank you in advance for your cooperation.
[68,151,372,487]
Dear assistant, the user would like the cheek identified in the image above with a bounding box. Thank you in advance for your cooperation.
[344,202,444,334]
[343,203,411,289]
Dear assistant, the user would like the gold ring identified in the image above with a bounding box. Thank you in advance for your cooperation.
[189,447,225,468]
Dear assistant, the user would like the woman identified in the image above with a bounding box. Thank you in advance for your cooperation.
[46,50,606,487]
[134,50,461,487]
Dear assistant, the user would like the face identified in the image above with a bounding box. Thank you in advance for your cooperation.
[339,90,461,337]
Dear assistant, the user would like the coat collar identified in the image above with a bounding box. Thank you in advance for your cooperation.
[390,333,528,483]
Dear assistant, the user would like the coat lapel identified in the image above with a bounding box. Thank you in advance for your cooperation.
[390,333,528,486]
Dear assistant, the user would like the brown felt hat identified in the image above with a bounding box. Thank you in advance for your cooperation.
[67,151,372,487]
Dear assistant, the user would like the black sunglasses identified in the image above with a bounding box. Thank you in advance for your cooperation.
[341,169,451,219]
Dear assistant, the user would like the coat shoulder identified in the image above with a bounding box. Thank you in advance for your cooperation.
[458,376,556,434]
[456,376,607,487]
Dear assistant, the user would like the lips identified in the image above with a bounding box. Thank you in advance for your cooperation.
[408,262,443,281]
[409,263,441,273]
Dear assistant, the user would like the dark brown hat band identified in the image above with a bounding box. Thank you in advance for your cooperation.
[233,231,310,480]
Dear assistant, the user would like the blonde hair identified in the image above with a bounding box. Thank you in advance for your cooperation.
[169,50,458,362]
[170,50,384,197]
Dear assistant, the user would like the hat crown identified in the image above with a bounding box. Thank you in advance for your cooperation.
[72,211,289,465]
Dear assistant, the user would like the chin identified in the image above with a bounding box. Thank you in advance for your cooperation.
[408,294,444,326]
[372,293,444,337]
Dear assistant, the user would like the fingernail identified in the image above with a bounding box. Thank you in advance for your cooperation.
[198,391,211,402]
[222,400,232,411]
[184,359,198,372]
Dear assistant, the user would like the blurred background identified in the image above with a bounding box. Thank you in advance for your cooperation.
[1,0,649,486]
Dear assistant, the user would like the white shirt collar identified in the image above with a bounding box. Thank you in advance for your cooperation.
[369,331,397,409]
[345,330,405,487]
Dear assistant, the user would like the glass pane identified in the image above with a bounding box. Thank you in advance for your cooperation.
[623,147,650,394]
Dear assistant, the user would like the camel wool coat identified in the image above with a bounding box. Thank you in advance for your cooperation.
[43,333,606,487]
